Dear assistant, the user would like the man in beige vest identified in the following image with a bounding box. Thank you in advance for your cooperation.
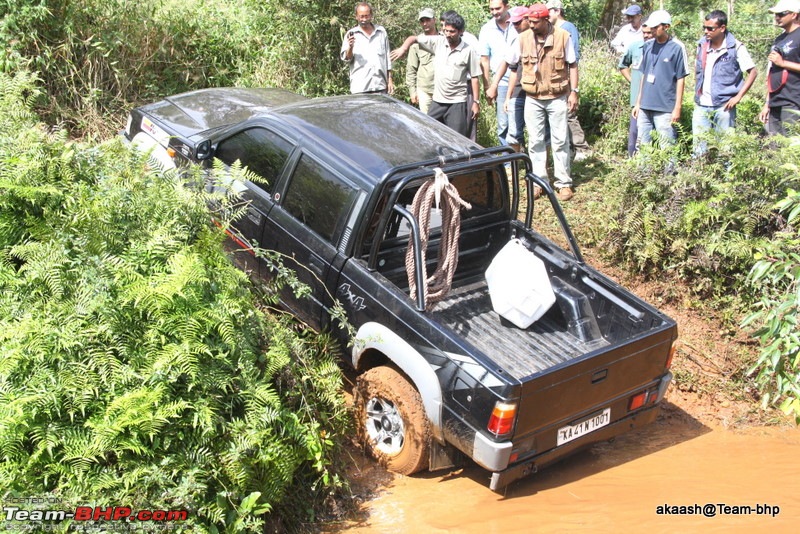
[506,4,579,200]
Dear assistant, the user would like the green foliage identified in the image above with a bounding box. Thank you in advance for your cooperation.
[0,70,349,532]
[743,188,800,423]
[591,129,797,302]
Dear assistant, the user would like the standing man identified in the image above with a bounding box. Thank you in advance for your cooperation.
[486,7,530,152]
[479,0,517,146]
[693,10,758,155]
[633,10,688,149]
[619,25,653,156]
[506,4,579,201]
[406,8,437,113]
[341,2,393,95]
[611,5,644,54]
[392,12,482,138]
[547,0,592,161]
[759,0,800,136]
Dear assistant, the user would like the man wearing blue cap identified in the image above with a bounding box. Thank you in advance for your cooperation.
[611,4,644,54]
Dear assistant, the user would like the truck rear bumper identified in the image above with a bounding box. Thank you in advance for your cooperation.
[489,403,662,491]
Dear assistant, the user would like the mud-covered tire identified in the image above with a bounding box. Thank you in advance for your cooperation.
[354,366,431,475]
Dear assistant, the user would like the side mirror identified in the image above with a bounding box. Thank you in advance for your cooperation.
[195,140,212,160]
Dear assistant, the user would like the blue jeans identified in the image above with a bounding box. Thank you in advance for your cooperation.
[637,109,676,149]
[692,104,735,156]
[506,94,525,146]
[627,113,638,157]
[495,84,509,146]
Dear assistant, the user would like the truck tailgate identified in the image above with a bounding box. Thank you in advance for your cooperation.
[514,326,675,438]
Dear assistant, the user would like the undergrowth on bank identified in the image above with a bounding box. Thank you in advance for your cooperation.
[0,70,350,532]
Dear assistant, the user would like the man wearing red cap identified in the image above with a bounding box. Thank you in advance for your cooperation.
[506,3,579,201]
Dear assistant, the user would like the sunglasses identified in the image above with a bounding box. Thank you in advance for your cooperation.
[702,25,719,31]
[775,11,792,17]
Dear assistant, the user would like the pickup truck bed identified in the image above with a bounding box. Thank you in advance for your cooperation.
[433,281,609,378]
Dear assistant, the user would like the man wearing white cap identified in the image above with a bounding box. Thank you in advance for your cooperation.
[633,10,688,149]
[406,8,438,113]
[611,4,644,54]
[759,0,800,135]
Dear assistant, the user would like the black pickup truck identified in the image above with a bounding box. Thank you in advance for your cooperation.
[123,88,678,491]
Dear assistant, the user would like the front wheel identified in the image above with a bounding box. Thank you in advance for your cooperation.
[354,366,430,475]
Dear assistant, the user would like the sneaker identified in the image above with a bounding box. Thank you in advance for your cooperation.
[556,187,574,201]
[533,185,543,199]
[574,150,592,162]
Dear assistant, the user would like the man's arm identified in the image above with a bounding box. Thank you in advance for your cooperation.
[725,67,758,110]
[568,63,579,113]
[341,31,356,61]
[480,56,492,91]
[672,77,685,123]
[504,67,518,113]
[390,35,419,61]
[406,46,421,103]
[471,77,481,119]
[486,61,509,104]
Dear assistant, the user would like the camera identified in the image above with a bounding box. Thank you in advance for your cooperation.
[771,45,785,57]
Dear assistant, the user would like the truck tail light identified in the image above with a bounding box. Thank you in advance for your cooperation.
[166,147,177,159]
[666,341,677,370]
[487,401,517,437]
[628,391,647,411]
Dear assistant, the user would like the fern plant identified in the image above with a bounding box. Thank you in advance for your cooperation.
[0,69,349,532]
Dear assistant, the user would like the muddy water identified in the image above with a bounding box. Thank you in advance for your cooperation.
[338,409,800,533]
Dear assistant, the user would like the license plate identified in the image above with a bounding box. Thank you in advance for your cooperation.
[557,408,611,446]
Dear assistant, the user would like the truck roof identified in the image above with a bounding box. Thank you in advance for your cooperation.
[272,94,482,176]
[137,88,482,179]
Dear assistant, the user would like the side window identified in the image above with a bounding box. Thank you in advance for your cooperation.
[282,155,358,243]
[216,128,293,193]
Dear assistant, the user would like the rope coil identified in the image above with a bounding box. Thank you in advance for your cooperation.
[405,169,472,310]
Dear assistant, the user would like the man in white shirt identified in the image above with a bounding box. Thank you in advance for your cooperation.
[341,2,393,94]
[611,4,644,54]
[479,0,516,146]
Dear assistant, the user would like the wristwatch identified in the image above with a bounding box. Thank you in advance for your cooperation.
[571,87,579,93]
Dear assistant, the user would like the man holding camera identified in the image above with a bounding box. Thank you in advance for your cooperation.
[341,2,394,95]
[760,0,800,135]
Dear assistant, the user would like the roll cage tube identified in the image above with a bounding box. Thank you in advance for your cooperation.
[365,153,584,311]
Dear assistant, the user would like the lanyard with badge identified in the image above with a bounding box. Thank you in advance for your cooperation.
[646,38,669,84]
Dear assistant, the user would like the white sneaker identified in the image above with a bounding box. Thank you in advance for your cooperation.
[574,150,592,162]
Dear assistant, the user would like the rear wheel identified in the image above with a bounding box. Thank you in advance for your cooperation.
[354,366,430,475]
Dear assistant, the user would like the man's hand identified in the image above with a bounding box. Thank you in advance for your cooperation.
[410,94,419,105]
[387,78,395,95]
[471,101,480,120]
[768,50,785,68]
[486,83,497,105]
[632,105,640,120]
[671,107,681,123]
[390,47,406,62]
[568,91,578,113]
[759,104,770,124]
[724,95,741,111]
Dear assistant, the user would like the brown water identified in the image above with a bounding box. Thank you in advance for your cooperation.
[336,409,800,533]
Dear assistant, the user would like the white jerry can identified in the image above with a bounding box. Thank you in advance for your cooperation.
[485,239,556,328]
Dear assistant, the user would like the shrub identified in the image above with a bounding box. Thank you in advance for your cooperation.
[0,69,349,532]
[744,187,800,423]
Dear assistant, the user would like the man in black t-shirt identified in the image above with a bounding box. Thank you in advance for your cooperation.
[760,0,800,135]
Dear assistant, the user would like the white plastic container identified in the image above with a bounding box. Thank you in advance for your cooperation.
[485,239,556,328]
